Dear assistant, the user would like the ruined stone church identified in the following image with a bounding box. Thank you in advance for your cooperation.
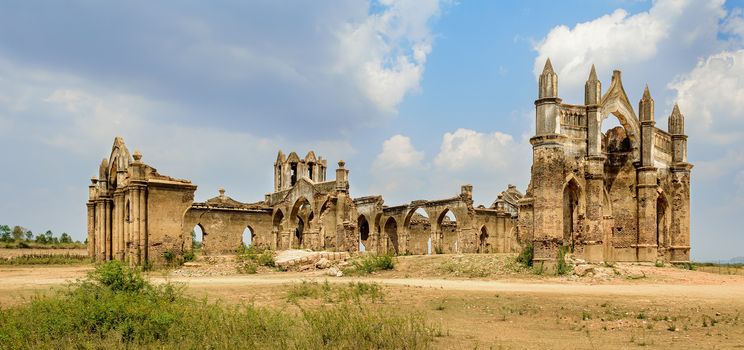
[87,60,691,266]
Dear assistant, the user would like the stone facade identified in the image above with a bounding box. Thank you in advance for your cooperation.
[517,60,692,265]
[87,61,692,266]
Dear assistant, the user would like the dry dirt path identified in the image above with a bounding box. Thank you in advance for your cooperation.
[157,273,744,300]
[3,265,744,302]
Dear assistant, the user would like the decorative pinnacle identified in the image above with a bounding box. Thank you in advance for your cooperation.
[642,84,652,100]
[338,160,346,168]
[671,103,682,118]
[542,58,554,74]
[588,64,597,81]
[218,187,225,198]
[132,150,142,162]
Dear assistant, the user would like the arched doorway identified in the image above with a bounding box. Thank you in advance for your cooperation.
[478,226,489,253]
[242,226,254,250]
[358,215,369,252]
[384,217,399,255]
[404,207,430,255]
[272,210,284,249]
[192,224,205,253]
[290,197,312,249]
[563,180,580,251]
[437,209,458,253]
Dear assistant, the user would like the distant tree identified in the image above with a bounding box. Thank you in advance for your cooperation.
[0,225,10,242]
[84,238,88,245]
[45,230,53,242]
[60,232,72,244]
[52,237,60,244]
[35,233,48,244]
[11,226,24,242]
[24,230,33,242]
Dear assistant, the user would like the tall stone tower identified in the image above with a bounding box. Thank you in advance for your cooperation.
[518,59,692,266]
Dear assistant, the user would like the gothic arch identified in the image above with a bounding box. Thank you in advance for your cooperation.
[600,71,641,160]
[384,217,399,255]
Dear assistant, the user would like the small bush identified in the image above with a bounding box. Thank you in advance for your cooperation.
[236,246,275,270]
[182,250,195,262]
[344,254,395,276]
[655,260,664,268]
[88,260,147,292]
[434,246,444,255]
[516,242,534,267]
[237,260,258,274]
[556,246,571,276]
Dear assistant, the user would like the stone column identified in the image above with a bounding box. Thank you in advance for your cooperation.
[139,186,147,264]
[87,202,95,259]
[669,168,691,262]
[529,137,567,265]
[583,154,605,262]
[97,200,105,261]
[132,187,141,264]
[636,168,658,262]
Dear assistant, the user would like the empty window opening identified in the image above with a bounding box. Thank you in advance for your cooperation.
[242,226,254,249]
[358,215,369,252]
[290,163,298,186]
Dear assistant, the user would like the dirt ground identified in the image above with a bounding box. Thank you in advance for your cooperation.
[2,255,744,349]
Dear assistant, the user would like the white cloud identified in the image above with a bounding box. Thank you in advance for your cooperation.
[533,0,726,102]
[434,128,517,170]
[370,129,531,207]
[373,134,424,170]
[669,50,744,144]
[335,0,442,112]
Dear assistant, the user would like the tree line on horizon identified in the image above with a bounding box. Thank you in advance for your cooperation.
[0,224,84,246]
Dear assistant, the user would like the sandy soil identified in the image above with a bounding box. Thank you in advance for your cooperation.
[2,257,744,349]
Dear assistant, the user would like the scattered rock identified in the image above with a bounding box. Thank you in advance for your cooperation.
[316,258,331,269]
[327,266,343,277]
[574,264,595,277]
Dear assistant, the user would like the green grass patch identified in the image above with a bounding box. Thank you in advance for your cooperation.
[342,254,395,276]
[286,281,385,304]
[235,246,275,274]
[0,261,435,349]
[516,242,534,268]
[0,254,91,265]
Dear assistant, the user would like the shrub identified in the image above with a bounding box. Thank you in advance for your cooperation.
[88,260,147,293]
[182,250,195,263]
[237,260,258,274]
[344,254,395,276]
[556,246,571,276]
[516,242,534,267]
[235,246,275,273]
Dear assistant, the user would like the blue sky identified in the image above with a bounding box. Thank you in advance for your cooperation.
[0,0,742,261]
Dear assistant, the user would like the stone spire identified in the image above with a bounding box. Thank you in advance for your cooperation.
[639,84,654,122]
[669,103,685,135]
[538,58,558,99]
[584,64,601,105]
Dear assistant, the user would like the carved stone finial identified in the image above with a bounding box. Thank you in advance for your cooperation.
[338,160,346,168]
[91,176,98,185]
[642,84,652,100]
[133,150,142,162]
[588,64,598,81]
[542,58,554,74]
[219,187,226,198]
